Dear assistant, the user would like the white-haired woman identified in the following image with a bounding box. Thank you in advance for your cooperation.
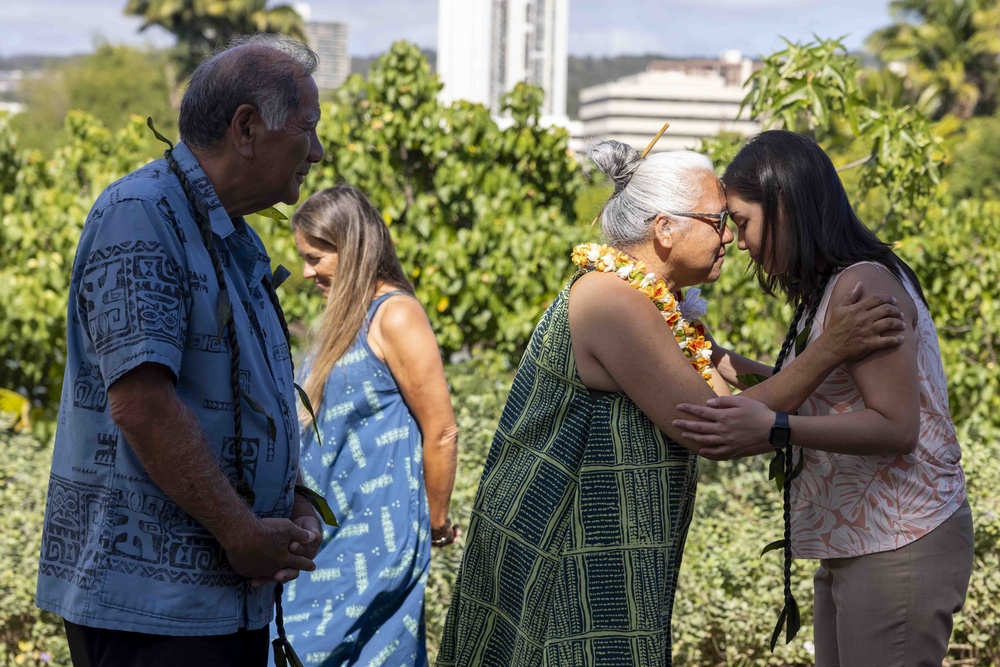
[437,140,906,666]
[281,185,459,666]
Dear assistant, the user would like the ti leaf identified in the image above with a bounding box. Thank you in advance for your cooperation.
[272,264,291,289]
[760,538,786,557]
[255,206,288,221]
[789,450,805,482]
[145,116,174,149]
[295,484,338,527]
[769,451,785,491]
[240,389,277,444]
[794,324,812,356]
[294,382,322,446]
[737,372,769,388]
[769,595,801,651]
[216,290,232,338]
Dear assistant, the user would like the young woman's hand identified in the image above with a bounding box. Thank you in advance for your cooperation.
[673,395,774,460]
[820,283,906,363]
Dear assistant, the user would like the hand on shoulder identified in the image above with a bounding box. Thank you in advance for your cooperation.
[820,264,914,364]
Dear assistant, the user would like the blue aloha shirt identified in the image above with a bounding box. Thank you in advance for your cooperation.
[35,141,301,635]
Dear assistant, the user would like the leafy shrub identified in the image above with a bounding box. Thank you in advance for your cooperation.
[0,431,68,667]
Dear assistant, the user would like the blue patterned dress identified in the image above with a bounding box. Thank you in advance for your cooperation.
[280,292,430,666]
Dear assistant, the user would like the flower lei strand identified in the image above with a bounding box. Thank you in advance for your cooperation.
[572,242,714,387]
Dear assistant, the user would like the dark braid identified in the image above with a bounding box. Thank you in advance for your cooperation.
[771,302,806,374]
[769,273,832,648]
[164,149,305,665]
[164,149,254,505]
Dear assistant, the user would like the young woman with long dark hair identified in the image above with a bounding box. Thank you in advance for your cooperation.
[675,130,973,666]
[438,139,908,667]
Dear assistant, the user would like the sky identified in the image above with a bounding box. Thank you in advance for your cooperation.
[0,0,897,60]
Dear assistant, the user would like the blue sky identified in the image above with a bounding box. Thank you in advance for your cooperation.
[0,0,897,59]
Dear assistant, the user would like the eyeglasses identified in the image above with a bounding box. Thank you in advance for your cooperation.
[646,210,730,235]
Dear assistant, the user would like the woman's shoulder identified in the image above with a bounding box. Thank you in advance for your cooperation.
[368,290,437,363]
[372,292,428,332]
[827,261,919,325]
[570,269,652,309]
[569,270,678,354]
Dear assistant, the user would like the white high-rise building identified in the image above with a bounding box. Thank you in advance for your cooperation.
[295,3,350,92]
[437,0,569,118]
[579,51,760,154]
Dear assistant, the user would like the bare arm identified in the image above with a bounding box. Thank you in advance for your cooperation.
[708,335,773,389]
[570,273,720,453]
[675,266,921,458]
[789,265,920,454]
[372,295,460,546]
[705,283,906,411]
[108,363,317,579]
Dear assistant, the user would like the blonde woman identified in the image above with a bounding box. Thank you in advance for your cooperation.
[280,185,459,666]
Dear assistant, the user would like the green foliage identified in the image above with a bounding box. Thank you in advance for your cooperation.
[0,431,69,667]
[946,112,1000,197]
[257,42,587,357]
[744,37,866,138]
[1,31,999,667]
[866,0,1000,119]
[742,36,945,234]
[124,0,306,83]
[0,112,151,427]
[893,198,1000,426]
[424,353,512,664]
[672,417,1000,665]
[11,43,173,155]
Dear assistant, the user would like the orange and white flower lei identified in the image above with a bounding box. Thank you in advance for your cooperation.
[572,242,714,387]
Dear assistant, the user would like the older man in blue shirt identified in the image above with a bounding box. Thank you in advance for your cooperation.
[36,34,325,666]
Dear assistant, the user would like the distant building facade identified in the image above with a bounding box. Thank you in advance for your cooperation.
[437,0,569,118]
[579,51,760,154]
[0,69,26,115]
[304,20,350,92]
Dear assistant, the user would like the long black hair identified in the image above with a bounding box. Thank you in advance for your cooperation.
[722,129,927,307]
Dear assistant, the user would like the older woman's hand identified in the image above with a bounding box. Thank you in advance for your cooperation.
[674,395,775,460]
[819,282,906,363]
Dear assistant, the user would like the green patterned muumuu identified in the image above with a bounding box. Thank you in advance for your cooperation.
[439,273,699,666]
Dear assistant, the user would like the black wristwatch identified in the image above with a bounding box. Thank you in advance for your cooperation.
[769,411,791,449]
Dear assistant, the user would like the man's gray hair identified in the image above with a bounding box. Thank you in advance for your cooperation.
[590,140,716,247]
[179,34,319,150]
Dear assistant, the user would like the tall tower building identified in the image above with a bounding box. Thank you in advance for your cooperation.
[295,3,351,92]
[438,0,568,118]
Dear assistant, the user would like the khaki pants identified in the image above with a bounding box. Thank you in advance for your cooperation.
[813,501,974,667]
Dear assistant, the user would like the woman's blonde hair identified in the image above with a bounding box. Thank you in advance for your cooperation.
[291,185,414,423]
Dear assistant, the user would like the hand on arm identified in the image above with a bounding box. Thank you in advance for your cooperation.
[373,295,461,547]
[569,273,720,453]
[108,363,317,580]
[673,268,919,459]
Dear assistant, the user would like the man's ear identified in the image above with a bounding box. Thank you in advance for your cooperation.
[652,213,675,252]
[229,103,258,159]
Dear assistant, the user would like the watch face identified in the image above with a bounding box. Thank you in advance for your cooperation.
[769,426,791,448]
